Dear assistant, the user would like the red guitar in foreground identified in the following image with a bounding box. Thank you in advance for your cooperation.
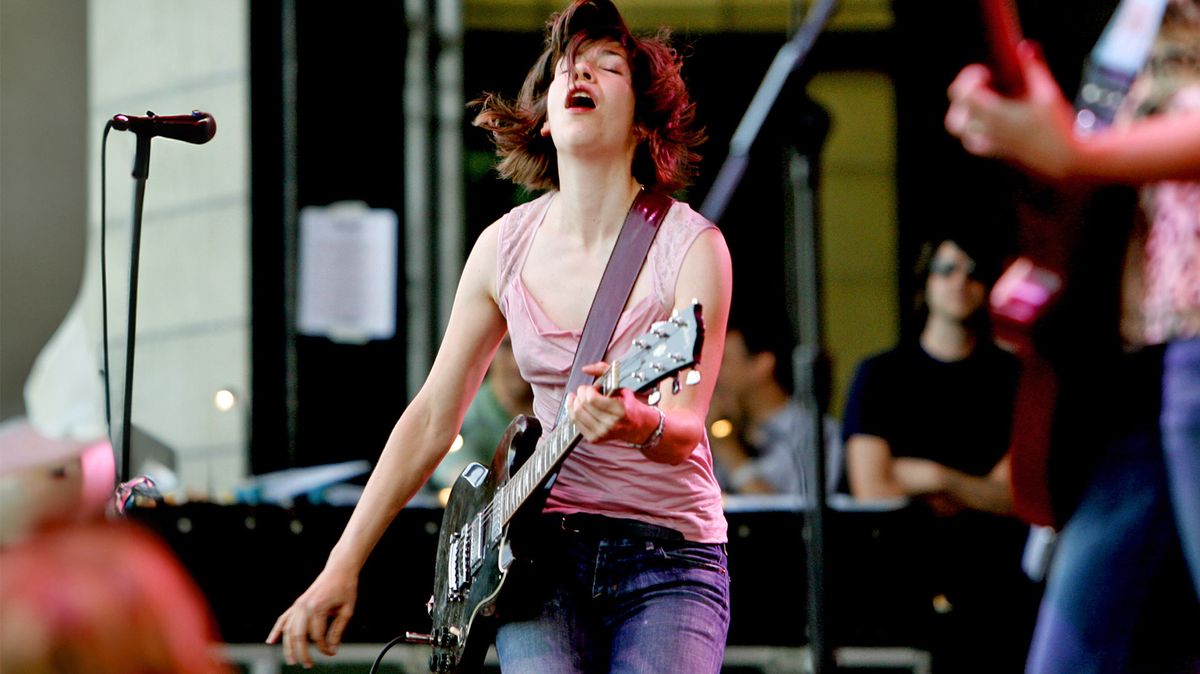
[976,0,1065,528]
[977,0,1152,529]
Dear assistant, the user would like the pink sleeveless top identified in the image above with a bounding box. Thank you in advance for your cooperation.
[496,191,728,544]
[1117,0,1200,346]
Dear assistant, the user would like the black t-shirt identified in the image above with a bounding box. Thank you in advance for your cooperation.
[837,341,1035,670]
[842,340,1019,478]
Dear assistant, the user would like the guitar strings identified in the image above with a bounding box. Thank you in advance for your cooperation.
[470,363,636,534]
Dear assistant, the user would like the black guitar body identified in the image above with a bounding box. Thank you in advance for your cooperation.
[427,415,542,673]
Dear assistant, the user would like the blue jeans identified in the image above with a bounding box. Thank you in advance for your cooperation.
[1025,429,1178,674]
[495,516,730,674]
[1162,337,1200,596]
[1026,343,1200,674]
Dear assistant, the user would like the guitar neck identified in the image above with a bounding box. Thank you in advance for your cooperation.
[496,369,620,524]
[979,0,1026,97]
[496,420,582,524]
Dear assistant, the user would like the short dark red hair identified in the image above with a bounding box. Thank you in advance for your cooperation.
[472,0,705,194]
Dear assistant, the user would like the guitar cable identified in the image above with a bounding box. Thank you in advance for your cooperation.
[368,634,409,674]
[100,120,115,440]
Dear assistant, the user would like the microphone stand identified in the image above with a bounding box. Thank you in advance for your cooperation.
[700,0,837,224]
[119,133,152,484]
[699,1,837,672]
[782,91,831,672]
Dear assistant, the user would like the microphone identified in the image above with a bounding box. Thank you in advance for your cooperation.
[111,110,216,145]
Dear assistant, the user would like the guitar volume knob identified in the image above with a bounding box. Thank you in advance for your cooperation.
[429,653,454,672]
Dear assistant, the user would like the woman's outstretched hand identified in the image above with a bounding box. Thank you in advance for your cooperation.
[266,566,358,669]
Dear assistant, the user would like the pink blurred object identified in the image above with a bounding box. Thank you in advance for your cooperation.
[0,417,109,476]
[0,520,231,673]
[0,418,115,539]
[990,256,1063,331]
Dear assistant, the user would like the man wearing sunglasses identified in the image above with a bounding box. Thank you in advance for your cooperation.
[843,236,1017,513]
[839,235,1038,673]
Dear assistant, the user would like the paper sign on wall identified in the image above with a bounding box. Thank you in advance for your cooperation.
[297,202,398,343]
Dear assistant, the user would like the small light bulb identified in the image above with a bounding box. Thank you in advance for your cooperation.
[448,434,464,453]
[438,487,452,508]
[710,419,733,439]
[214,389,237,412]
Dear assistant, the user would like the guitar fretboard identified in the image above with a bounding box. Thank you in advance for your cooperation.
[492,370,619,530]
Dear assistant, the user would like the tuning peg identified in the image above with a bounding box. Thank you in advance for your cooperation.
[671,376,681,395]
[686,370,701,386]
[648,390,662,406]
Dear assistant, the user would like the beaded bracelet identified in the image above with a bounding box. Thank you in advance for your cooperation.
[628,405,666,451]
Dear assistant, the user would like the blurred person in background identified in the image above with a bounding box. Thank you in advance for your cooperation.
[840,235,1037,673]
[842,235,1017,516]
[946,1,1200,670]
[427,335,533,493]
[709,311,841,498]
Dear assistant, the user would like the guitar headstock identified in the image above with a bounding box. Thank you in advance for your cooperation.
[606,301,704,397]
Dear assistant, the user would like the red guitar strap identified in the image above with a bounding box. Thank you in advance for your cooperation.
[555,190,674,426]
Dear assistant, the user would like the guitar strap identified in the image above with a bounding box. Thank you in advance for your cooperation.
[1073,0,1169,132]
[554,189,675,427]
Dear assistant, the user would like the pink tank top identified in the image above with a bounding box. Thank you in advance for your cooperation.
[496,191,728,544]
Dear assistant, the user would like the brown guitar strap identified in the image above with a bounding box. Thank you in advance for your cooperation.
[555,190,674,427]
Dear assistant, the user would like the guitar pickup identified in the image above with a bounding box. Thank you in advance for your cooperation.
[469,516,484,572]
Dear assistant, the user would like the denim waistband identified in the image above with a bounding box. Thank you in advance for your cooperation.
[551,512,684,542]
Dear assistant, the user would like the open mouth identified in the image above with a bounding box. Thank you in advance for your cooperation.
[566,90,596,109]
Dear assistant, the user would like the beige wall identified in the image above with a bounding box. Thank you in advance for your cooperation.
[84,0,252,495]
[2,0,252,497]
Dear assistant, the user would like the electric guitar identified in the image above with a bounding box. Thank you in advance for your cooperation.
[409,302,705,673]
[978,0,1156,528]
[976,0,1067,529]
